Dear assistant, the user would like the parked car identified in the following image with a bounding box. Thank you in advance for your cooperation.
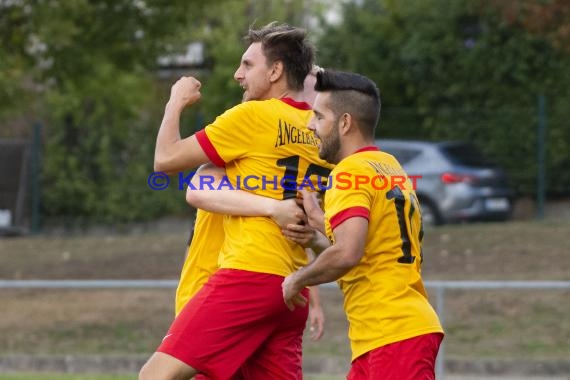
[375,139,514,225]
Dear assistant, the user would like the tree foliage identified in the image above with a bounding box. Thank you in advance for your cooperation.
[0,0,329,225]
[317,0,570,194]
[2,0,568,226]
[1,0,204,223]
[192,0,323,123]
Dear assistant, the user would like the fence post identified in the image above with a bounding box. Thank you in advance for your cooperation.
[435,285,445,379]
[30,122,42,234]
[536,94,547,220]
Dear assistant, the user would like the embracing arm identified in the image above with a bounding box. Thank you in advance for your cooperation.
[282,225,330,254]
[282,217,368,310]
[186,164,305,228]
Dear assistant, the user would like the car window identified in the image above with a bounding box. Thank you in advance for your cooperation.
[440,143,494,167]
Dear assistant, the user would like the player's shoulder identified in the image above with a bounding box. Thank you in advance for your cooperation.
[339,149,400,173]
[339,149,382,164]
[355,149,398,164]
[236,98,311,114]
[240,98,281,107]
[218,100,264,121]
[226,98,277,114]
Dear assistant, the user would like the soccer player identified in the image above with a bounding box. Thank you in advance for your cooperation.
[139,23,332,380]
[176,67,326,336]
[177,164,324,342]
[174,196,303,315]
[176,178,316,380]
[282,70,444,380]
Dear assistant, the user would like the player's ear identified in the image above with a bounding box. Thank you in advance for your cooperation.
[339,113,353,136]
[269,60,284,83]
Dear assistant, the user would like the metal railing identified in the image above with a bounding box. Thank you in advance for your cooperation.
[0,279,178,289]
[425,281,570,379]
[2,279,569,378]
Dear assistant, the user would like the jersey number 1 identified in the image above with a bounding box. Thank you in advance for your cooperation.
[276,155,331,199]
[386,186,424,264]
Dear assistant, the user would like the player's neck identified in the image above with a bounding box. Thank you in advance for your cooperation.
[266,81,301,102]
[279,90,302,101]
[341,138,376,160]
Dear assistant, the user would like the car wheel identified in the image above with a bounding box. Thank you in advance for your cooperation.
[419,198,441,227]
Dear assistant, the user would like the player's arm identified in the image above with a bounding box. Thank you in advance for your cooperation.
[306,248,325,341]
[282,225,330,254]
[282,216,368,310]
[154,77,210,175]
[186,164,305,228]
[308,285,324,341]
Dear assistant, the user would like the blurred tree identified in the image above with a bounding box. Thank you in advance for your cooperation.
[482,0,570,53]
[0,0,206,223]
[478,0,570,194]
[316,0,570,195]
[0,0,329,225]
[194,0,325,123]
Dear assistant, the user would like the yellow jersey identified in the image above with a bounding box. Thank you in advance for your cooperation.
[196,98,333,276]
[323,146,443,360]
[174,210,224,316]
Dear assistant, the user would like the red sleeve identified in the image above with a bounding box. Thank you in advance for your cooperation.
[195,129,226,168]
[329,206,370,230]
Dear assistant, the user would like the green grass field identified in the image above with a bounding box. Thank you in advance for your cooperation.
[0,220,569,375]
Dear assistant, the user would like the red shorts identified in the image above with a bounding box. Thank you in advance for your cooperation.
[158,269,309,380]
[347,332,443,380]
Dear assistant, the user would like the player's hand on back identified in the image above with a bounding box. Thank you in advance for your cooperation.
[282,223,315,248]
[298,189,325,234]
[269,198,305,229]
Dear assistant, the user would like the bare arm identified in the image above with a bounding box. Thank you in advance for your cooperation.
[282,225,330,254]
[307,248,325,341]
[308,285,325,341]
[282,217,368,310]
[154,77,211,175]
[186,164,305,228]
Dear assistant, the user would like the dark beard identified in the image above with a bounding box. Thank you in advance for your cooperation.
[319,129,341,164]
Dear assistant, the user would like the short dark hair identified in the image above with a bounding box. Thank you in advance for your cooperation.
[246,22,315,91]
[315,70,381,137]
